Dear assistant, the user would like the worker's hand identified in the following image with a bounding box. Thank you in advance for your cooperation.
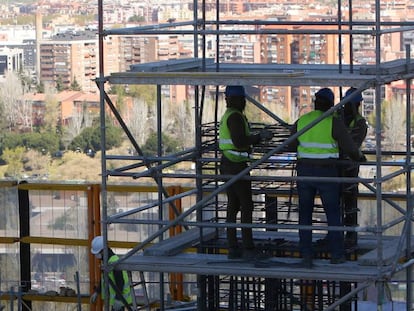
[259,129,273,141]
[358,151,367,162]
[90,291,99,304]
[112,300,124,311]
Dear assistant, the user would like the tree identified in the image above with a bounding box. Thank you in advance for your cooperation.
[0,132,60,156]
[127,98,151,147]
[56,75,65,92]
[141,131,180,156]
[0,71,33,132]
[105,124,124,150]
[18,68,34,93]
[36,81,45,93]
[128,15,145,23]
[23,149,50,173]
[1,147,25,178]
[62,102,95,149]
[41,91,60,133]
[128,85,156,105]
[112,85,126,117]
[68,122,123,152]
[382,98,405,151]
[69,127,98,152]
[70,76,81,91]
[173,100,194,149]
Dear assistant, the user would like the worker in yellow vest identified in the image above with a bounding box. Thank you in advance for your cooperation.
[219,85,273,260]
[289,87,366,268]
[90,236,133,310]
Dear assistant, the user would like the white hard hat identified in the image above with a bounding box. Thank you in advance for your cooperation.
[91,236,104,254]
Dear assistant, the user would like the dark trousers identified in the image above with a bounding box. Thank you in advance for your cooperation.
[220,156,254,249]
[342,163,360,240]
[296,162,344,259]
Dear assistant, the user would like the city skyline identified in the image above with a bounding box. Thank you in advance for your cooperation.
[0,0,412,125]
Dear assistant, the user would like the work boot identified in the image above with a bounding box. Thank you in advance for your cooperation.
[228,247,242,259]
[330,256,346,264]
[242,248,269,260]
[300,256,313,269]
[345,232,357,246]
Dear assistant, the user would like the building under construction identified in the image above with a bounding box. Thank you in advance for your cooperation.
[94,0,414,310]
[1,0,414,310]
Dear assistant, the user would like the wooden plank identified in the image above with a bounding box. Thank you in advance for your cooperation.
[143,227,218,256]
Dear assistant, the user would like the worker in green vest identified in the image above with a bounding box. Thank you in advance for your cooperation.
[90,236,133,310]
[289,87,366,268]
[219,85,273,260]
[341,87,368,246]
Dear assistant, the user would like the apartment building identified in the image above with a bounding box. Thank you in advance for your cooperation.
[0,47,24,75]
[25,90,132,128]
[0,25,37,71]
[39,31,98,93]
[251,23,340,120]
[38,29,124,92]
[117,36,158,72]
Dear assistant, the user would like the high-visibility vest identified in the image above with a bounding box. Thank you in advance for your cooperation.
[349,113,364,129]
[102,254,133,307]
[219,108,250,162]
[297,110,339,159]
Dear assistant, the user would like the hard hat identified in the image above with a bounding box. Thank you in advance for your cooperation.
[225,85,246,97]
[344,87,363,105]
[315,88,334,105]
[91,236,104,254]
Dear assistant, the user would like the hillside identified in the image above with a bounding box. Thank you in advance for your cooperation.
[0,141,195,184]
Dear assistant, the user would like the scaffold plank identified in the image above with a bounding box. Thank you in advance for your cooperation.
[115,253,389,283]
[144,227,218,256]
[357,237,414,266]
[107,60,414,87]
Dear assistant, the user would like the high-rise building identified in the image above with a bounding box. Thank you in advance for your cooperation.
[0,46,24,75]
[39,31,98,92]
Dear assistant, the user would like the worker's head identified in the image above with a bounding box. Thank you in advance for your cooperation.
[343,87,363,116]
[225,85,246,111]
[314,88,334,112]
[91,236,104,259]
[225,85,245,97]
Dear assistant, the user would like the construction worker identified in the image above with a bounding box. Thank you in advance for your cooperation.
[90,236,132,311]
[289,87,366,268]
[219,85,273,259]
[341,87,368,245]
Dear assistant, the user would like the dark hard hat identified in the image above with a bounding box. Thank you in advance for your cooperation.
[344,87,363,105]
[315,88,334,105]
[225,85,246,97]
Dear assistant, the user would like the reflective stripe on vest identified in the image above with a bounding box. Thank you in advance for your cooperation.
[102,254,133,306]
[219,108,250,162]
[297,110,339,159]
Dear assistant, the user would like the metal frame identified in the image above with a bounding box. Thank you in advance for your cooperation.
[97,0,414,310]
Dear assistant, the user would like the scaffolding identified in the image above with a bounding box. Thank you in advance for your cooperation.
[96,0,414,310]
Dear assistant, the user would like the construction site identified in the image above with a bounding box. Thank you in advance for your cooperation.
[1,0,414,310]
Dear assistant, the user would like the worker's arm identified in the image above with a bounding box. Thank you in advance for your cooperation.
[350,118,368,148]
[227,112,260,148]
[94,283,101,293]
[113,270,125,301]
[286,121,298,152]
[333,117,365,161]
